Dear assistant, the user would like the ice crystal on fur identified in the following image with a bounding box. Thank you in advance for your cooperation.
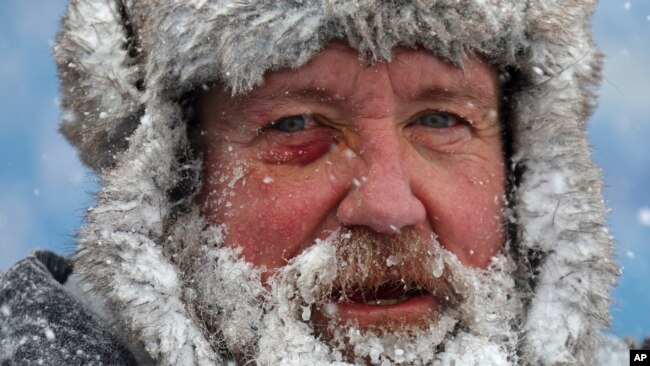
[56,1,618,365]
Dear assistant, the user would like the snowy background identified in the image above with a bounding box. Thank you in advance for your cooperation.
[0,0,648,341]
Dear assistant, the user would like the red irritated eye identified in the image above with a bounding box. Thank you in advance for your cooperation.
[258,115,338,165]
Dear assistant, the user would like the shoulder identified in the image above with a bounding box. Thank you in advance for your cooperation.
[0,251,137,365]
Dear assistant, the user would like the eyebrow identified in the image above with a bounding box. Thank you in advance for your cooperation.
[234,82,498,112]
[233,86,346,110]
[412,84,498,111]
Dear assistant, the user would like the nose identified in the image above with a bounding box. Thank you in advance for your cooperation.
[336,130,427,234]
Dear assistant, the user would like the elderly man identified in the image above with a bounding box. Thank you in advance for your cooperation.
[1,1,618,365]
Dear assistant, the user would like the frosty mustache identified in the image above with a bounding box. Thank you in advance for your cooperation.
[321,226,462,310]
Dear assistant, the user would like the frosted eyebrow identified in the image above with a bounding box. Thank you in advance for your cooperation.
[232,84,497,115]
[232,86,347,110]
[413,85,498,111]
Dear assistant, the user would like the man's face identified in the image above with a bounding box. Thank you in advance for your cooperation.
[195,42,505,357]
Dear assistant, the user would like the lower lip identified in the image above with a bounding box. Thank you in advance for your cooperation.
[326,295,439,329]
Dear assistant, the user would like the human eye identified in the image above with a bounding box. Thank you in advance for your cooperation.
[406,110,471,150]
[417,112,460,128]
[271,115,308,132]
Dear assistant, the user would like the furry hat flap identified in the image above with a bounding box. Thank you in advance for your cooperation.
[55,1,618,365]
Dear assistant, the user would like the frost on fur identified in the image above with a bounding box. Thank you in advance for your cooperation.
[57,1,617,365]
[167,224,522,365]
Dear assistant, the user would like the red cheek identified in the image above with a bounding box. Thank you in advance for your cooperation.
[225,194,317,274]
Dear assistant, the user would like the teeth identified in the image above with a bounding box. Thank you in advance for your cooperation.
[365,296,409,306]
[335,282,427,306]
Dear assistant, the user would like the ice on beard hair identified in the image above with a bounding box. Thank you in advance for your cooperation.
[308,227,462,364]
[324,227,461,312]
[170,211,521,365]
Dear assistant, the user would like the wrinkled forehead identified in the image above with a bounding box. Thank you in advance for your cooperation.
[239,41,500,104]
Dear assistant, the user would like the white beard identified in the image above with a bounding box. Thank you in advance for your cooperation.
[170,212,523,365]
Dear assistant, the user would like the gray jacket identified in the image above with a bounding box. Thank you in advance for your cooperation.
[0,251,136,365]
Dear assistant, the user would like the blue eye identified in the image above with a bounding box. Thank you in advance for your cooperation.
[273,115,306,132]
[418,112,457,128]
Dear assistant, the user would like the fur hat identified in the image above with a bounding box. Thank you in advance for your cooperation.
[54,1,617,364]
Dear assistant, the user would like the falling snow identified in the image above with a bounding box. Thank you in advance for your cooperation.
[1,0,641,365]
[638,208,650,227]
[43,328,55,341]
[0,305,11,317]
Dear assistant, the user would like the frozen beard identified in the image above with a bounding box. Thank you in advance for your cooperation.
[172,213,522,365]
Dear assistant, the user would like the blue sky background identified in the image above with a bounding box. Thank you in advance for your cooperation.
[1,0,649,340]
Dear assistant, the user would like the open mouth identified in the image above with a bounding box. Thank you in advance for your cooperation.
[332,281,430,306]
[314,280,439,330]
